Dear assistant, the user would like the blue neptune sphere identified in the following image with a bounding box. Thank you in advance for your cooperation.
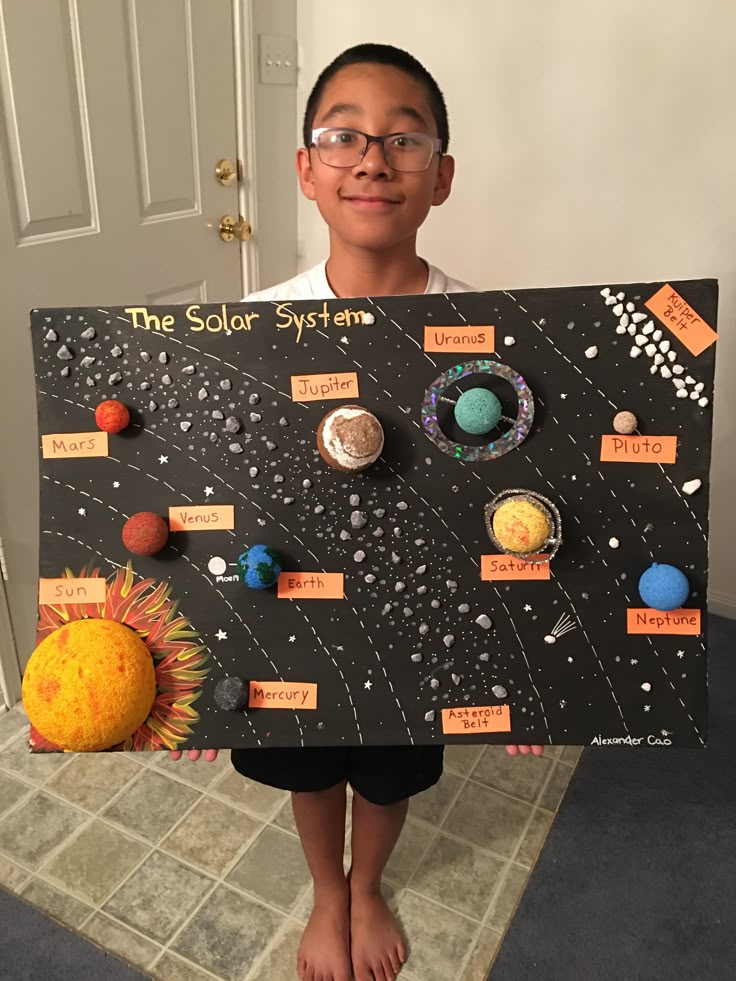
[237,544,282,590]
[454,389,502,436]
[638,563,690,611]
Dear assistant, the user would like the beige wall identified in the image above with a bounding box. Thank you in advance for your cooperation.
[296,0,736,614]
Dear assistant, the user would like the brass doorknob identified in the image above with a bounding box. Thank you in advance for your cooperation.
[215,159,236,186]
[219,215,252,242]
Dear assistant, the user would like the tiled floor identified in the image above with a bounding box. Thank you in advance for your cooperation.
[0,705,580,981]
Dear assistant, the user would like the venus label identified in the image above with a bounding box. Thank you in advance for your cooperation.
[424,325,495,353]
[168,505,234,531]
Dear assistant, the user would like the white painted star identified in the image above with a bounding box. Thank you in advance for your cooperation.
[340,335,349,344]
[568,656,574,663]
[364,680,373,689]
[158,455,168,464]
[661,729,672,737]
[644,705,651,712]
[257,518,266,526]
[288,635,296,643]
[524,604,533,612]
[677,650,685,658]
[571,475,577,481]
[559,699,566,708]
[204,486,214,498]
[78,507,86,516]
[215,629,227,641]
[335,645,344,652]
[112,481,120,489]
[560,393,568,399]
[631,658,638,665]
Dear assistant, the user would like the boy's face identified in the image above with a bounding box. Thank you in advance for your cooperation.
[297,63,455,253]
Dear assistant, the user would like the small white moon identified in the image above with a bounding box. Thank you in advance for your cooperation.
[544,634,557,645]
[208,556,227,576]
[609,537,620,549]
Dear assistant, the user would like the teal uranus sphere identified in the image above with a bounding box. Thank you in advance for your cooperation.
[454,389,502,435]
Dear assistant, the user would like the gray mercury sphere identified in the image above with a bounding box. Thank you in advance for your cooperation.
[214,676,248,711]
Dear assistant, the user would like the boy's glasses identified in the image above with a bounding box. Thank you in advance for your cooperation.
[310,128,442,172]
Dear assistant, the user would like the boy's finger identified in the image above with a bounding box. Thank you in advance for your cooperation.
[169,750,182,761]
[518,745,531,755]
[531,745,544,757]
[187,749,202,761]
[505,745,519,756]
[204,749,219,762]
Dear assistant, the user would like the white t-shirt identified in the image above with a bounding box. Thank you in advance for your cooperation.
[244,259,475,301]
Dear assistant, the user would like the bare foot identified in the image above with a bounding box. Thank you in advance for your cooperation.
[297,883,352,981]
[350,885,406,981]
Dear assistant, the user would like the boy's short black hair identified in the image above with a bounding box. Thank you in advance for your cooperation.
[302,43,449,153]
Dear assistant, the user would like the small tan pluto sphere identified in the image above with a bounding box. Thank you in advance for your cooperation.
[22,619,156,752]
[613,410,638,435]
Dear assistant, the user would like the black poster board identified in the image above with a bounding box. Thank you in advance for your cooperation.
[29,280,717,751]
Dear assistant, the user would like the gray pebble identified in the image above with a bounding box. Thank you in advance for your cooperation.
[158,351,168,364]
[458,603,471,614]
[382,603,392,615]
[303,479,312,489]
[430,678,440,689]
[148,400,158,411]
[180,421,192,432]
[373,527,384,538]
[354,550,366,563]
[419,623,429,635]
[397,501,408,510]
[279,417,289,427]
[111,345,122,357]
[373,508,386,518]
[424,710,436,723]
[197,387,208,400]
[80,355,95,367]
[446,580,458,591]
[141,352,151,363]
[80,326,96,340]
[395,582,406,593]
[250,412,261,423]
[108,372,122,385]
[266,440,277,451]
[161,374,172,385]
[431,599,441,609]
[225,416,240,433]
[492,685,508,698]
[411,652,423,663]
[393,527,402,537]
[249,467,259,477]
[220,379,232,390]
[314,505,325,514]
[479,652,490,662]
[182,364,196,374]
[443,634,455,648]
[212,409,224,420]
[284,497,295,504]
[209,432,219,443]
[214,676,248,711]
[85,376,95,386]
[229,442,243,454]
[274,475,284,483]
[339,530,351,541]
[248,393,260,405]
[140,381,151,390]
[391,552,402,564]
[57,344,74,360]
[415,539,426,547]
[475,614,492,630]
[365,574,376,584]
[416,564,427,575]
[350,494,361,506]
[451,674,461,685]
[45,329,58,341]
[60,366,70,377]
[403,607,414,618]
[167,399,178,409]
[351,511,367,529]
[417,585,428,595]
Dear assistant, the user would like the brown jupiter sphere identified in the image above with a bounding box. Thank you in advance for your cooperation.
[317,405,384,473]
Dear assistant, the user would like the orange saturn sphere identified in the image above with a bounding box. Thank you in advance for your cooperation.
[22,619,156,752]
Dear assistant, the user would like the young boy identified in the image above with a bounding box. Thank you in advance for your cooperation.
[173,44,543,981]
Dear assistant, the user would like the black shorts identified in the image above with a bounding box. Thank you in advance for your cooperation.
[230,744,444,806]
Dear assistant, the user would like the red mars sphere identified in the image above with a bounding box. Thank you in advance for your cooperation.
[95,400,130,434]
[122,512,169,556]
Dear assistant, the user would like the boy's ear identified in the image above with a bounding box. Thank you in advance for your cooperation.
[296,147,317,201]
[432,154,455,207]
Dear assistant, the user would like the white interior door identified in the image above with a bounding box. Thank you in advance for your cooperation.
[0,0,252,697]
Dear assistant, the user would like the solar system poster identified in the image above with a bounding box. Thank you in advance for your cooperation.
[28,279,717,752]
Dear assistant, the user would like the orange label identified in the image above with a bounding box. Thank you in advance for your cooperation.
[600,435,677,464]
[249,681,318,709]
[39,577,106,606]
[277,572,344,599]
[168,505,234,531]
[41,432,108,459]
[424,325,495,353]
[626,609,701,635]
[481,554,550,580]
[645,284,718,356]
[290,372,359,402]
[442,705,512,734]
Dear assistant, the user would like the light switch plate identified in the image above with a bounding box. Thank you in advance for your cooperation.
[259,34,297,86]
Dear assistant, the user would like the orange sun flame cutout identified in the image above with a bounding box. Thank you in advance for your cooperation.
[31,563,210,753]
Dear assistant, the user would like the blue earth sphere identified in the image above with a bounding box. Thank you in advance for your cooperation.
[237,544,282,590]
[638,563,690,611]
[454,389,502,436]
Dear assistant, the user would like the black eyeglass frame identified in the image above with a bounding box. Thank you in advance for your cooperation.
[309,127,443,171]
